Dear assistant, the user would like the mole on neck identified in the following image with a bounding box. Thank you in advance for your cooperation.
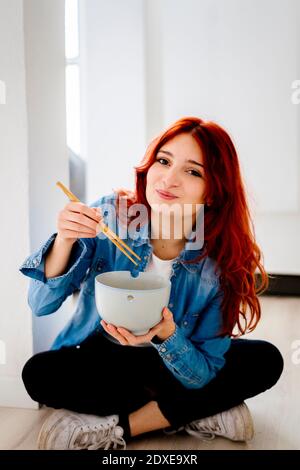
[151,238,185,260]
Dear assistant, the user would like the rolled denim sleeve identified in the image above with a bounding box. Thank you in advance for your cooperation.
[19,233,96,316]
[151,288,231,389]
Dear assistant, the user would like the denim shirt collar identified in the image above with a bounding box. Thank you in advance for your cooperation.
[131,221,205,273]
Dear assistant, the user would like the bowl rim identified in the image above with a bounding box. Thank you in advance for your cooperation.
[95,271,171,293]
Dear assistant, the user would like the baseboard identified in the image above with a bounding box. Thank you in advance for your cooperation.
[256,273,300,296]
[0,376,38,409]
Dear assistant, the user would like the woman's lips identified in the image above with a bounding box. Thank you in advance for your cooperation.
[156,190,178,200]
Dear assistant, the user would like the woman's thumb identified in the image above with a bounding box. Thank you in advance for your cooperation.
[92,207,102,220]
[163,307,172,319]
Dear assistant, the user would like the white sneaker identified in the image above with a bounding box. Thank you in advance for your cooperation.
[37,409,126,450]
[185,402,254,442]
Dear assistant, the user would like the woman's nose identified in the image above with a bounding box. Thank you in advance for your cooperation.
[161,168,180,187]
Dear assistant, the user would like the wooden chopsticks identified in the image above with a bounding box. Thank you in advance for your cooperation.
[56,181,141,266]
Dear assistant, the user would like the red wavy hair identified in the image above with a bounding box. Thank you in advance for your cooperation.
[114,117,269,337]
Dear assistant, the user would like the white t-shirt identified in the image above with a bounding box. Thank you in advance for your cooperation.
[145,252,176,280]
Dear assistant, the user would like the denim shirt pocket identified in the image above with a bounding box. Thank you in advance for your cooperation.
[179,309,200,338]
[81,257,107,295]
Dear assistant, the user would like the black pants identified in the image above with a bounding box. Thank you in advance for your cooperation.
[22,332,284,429]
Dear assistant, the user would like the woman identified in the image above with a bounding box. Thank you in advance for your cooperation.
[20,117,283,450]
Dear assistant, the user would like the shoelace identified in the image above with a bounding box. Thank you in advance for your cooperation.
[71,423,126,450]
[185,416,223,442]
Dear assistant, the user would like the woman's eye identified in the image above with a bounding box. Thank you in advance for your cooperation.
[157,157,168,165]
[156,157,202,177]
[188,170,202,178]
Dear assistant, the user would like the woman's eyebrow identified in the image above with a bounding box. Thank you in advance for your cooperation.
[158,149,204,168]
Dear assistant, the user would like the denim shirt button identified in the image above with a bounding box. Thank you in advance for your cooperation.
[169,303,173,308]
[183,321,188,326]
[33,259,39,267]
[96,260,104,271]
[166,354,172,360]
[161,347,166,353]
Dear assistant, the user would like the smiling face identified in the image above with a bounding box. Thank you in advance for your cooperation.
[146,132,206,215]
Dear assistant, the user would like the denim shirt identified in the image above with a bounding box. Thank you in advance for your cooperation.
[19,193,231,390]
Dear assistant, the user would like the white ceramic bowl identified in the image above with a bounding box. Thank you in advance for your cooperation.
[95,271,171,335]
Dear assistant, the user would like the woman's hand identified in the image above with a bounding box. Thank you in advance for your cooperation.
[100,307,176,346]
[57,202,103,245]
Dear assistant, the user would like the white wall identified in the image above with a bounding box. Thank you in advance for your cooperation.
[79,0,146,203]
[158,0,299,213]
[0,0,71,408]
[0,0,35,407]
[24,0,73,354]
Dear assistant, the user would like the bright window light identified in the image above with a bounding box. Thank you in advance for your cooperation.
[66,64,80,155]
[65,0,79,59]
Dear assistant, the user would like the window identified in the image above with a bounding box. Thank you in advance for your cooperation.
[65,0,86,201]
